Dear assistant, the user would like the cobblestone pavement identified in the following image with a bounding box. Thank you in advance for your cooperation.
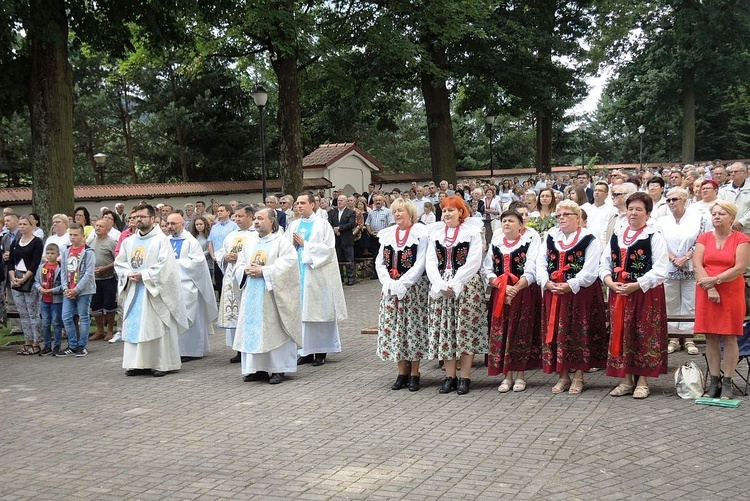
[1,279,747,500]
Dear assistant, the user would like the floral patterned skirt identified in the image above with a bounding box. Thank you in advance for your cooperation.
[427,273,488,360]
[377,276,430,362]
[541,279,608,373]
[605,285,668,378]
[488,284,542,376]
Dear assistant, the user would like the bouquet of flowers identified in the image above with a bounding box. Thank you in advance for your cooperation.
[526,215,557,238]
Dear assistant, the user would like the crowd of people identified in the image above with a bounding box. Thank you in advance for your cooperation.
[374,160,750,399]
[2,159,749,399]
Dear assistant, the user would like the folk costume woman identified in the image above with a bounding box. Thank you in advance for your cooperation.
[537,200,608,395]
[601,192,669,399]
[482,209,542,393]
[376,198,430,392]
[426,195,487,395]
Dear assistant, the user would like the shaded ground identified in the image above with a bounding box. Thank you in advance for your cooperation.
[0,279,746,500]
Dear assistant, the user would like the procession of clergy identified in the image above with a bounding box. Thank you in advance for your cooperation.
[115,194,347,382]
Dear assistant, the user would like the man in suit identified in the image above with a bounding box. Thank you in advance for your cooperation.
[328,194,356,286]
[576,170,594,204]
[265,195,288,229]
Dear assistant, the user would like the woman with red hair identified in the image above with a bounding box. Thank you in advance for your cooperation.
[426,195,488,395]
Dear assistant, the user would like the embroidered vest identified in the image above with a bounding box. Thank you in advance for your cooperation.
[546,234,595,280]
[609,233,653,281]
[492,242,530,277]
[382,244,419,280]
[435,241,470,273]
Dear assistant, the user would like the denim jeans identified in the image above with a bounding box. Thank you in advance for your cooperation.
[41,301,63,349]
[62,294,93,350]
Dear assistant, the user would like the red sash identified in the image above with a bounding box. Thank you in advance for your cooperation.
[491,254,519,319]
[610,247,630,357]
[545,252,570,343]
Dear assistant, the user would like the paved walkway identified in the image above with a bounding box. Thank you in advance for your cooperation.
[1,279,747,500]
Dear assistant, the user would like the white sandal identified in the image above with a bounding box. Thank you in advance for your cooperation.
[513,379,527,392]
[498,378,514,393]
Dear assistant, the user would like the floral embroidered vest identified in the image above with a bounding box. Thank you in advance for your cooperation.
[545,234,595,280]
[492,242,530,277]
[435,241,470,274]
[382,244,418,280]
[609,234,653,281]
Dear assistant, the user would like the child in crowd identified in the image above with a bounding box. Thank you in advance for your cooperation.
[420,202,436,224]
[35,243,64,356]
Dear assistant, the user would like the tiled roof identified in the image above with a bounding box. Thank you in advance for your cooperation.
[0,178,332,204]
[303,143,382,171]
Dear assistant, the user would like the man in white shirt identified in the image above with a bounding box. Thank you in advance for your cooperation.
[719,161,750,237]
[580,182,618,247]
[412,186,428,217]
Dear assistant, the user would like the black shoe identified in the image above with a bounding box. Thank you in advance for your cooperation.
[312,354,327,366]
[391,374,409,390]
[408,375,421,392]
[229,352,242,364]
[297,354,314,365]
[152,370,167,377]
[439,377,458,394]
[56,347,75,357]
[126,368,149,376]
[721,377,734,400]
[75,347,88,357]
[39,346,53,356]
[181,356,201,363]
[457,378,471,395]
[370,275,379,280]
[243,371,269,382]
[269,373,284,384]
[705,375,721,398]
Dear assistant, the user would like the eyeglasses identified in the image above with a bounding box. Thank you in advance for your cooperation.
[729,170,744,174]
[556,213,577,219]
[611,192,625,197]
[665,198,683,203]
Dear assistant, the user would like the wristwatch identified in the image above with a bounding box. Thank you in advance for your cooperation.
[716,277,722,285]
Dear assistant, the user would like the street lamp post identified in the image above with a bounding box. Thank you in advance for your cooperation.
[579,123,587,169]
[94,153,107,185]
[638,125,646,171]
[485,115,495,177]
[250,86,269,202]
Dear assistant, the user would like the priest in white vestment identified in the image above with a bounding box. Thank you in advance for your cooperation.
[167,213,218,361]
[287,194,347,366]
[215,204,255,363]
[233,208,301,384]
[115,204,188,377]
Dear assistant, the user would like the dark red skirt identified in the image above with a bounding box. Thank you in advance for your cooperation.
[541,279,608,373]
[605,285,668,378]
[487,284,542,376]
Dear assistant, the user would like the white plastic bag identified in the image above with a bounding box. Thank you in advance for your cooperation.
[674,361,705,399]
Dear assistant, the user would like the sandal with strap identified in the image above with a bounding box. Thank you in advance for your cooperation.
[17,345,33,355]
[685,342,699,355]
[633,386,650,399]
[568,378,585,395]
[551,378,571,394]
[498,378,514,393]
[513,379,527,392]
[609,383,635,397]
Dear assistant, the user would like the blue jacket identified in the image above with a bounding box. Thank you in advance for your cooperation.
[60,244,97,296]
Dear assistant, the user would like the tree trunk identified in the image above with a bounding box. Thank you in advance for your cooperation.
[27,0,74,229]
[271,52,303,196]
[420,71,457,185]
[116,77,138,183]
[681,68,696,163]
[535,111,552,173]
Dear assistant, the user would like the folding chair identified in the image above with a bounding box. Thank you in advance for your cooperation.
[703,322,750,396]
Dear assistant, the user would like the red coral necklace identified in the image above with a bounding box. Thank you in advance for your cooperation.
[558,227,581,251]
[395,225,411,247]
[622,226,645,246]
[444,225,460,247]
